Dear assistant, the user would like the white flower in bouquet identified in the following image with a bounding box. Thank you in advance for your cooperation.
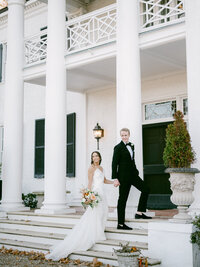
[80,188,101,209]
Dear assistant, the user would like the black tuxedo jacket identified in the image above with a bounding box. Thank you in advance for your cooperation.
[112,141,139,182]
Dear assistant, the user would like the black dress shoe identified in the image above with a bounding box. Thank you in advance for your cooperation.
[135,213,152,219]
[117,224,133,230]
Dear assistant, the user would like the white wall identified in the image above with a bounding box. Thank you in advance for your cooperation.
[24,4,47,37]
[22,83,87,203]
[0,84,4,124]
[87,0,116,12]
[0,27,7,43]
[86,86,118,207]
[148,222,194,267]
[142,71,187,104]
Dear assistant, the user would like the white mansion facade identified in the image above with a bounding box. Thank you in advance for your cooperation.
[0,0,200,219]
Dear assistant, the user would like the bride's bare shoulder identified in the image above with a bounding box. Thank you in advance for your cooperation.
[88,165,95,174]
[99,166,103,172]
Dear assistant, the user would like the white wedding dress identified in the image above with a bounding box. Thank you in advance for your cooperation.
[46,168,108,261]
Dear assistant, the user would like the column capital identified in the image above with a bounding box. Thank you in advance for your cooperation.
[7,0,25,7]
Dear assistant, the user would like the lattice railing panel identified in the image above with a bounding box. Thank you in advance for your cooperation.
[66,4,116,53]
[24,30,47,65]
[24,1,185,66]
[140,0,185,32]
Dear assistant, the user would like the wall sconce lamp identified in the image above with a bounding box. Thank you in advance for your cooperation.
[93,123,104,150]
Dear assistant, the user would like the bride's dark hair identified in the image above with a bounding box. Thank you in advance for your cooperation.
[91,151,102,165]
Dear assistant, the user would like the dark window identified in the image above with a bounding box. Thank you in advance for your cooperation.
[34,113,76,178]
[67,113,76,177]
[34,119,45,178]
[0,44,3,83]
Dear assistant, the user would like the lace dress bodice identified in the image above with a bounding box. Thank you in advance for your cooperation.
[92,168,105,196]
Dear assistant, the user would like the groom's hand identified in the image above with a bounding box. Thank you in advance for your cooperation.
[114,179,120,187]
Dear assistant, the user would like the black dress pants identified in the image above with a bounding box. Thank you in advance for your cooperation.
[117,175,149,225]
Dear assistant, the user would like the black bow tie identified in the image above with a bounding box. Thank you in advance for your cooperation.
[126,142,131,146]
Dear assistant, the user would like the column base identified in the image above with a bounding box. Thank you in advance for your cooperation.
[69,196,82,207]
[0,201,30,212]
[35,202,75,215]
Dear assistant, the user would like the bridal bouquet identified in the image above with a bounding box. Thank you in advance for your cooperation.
[80,188,101,209]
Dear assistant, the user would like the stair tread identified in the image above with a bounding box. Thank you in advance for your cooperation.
[0,219,74,229]
[0,227,64,239]
[7,211,82,219]
[0,228,148,248]
[0,219,148,234]
[7,211,163,223]
[0,238,50,250]
[0,238,160,265]
[106,227,148,235]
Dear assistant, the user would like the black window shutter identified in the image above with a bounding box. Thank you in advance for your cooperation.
[34,113,76,178]
[0,44,3,83]
[34,119,45,178]
[66,113,76,177]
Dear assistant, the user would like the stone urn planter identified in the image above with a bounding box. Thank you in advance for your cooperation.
[114,250,140,267]
[163,111,198,223]
[166,168,199,223]
[113,242,140,267]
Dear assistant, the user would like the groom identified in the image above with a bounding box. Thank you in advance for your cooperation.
[112,128,152,230]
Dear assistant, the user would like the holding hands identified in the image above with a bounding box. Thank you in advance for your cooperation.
[113,179,120,187]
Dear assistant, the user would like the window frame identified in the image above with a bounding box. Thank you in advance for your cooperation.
[34,113,76,178]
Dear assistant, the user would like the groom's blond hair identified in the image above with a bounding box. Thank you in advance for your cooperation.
[120,128,130,135]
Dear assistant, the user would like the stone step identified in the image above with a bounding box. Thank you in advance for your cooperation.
[0,219,73,234]
[0,238,161,266]
[105,227,148,243]
[0,227,148,253]
[0,219,148,243]
[6,211,150,229]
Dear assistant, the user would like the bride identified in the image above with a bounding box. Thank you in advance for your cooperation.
[46,151,115,261]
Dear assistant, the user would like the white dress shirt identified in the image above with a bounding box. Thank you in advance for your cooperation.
[124,141,133,159]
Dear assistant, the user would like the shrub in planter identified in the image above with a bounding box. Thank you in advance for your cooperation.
[22,193,38,209]
[163,110,195,168]
[163,111,199,222]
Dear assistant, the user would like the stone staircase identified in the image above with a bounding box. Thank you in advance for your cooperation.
[0,211,163,266]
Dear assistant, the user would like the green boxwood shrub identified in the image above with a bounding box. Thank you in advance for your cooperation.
[191,216,200,249]
[22,193,38,209]
[163,110,195,168]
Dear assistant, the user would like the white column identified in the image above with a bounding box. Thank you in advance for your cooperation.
[0,0,28,212]
[69,93,87,208]
[185,0,200,215]
[36,0,74,214]
[116,0,143,215]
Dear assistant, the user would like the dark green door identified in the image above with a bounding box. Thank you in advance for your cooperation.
[143,122,176,209]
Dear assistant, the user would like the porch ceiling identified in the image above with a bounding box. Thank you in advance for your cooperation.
[26,39,186,91]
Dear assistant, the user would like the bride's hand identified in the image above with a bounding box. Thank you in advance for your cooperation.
[113,179,120,187]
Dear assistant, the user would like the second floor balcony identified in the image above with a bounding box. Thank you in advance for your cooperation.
[24,0,185,67]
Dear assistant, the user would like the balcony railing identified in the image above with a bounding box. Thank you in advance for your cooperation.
[140,0,185,32]
[24,0,185,66]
